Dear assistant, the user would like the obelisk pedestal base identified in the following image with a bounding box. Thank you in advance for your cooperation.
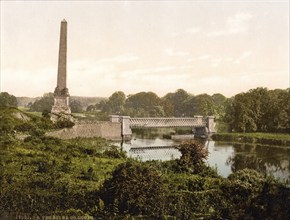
[51,96,72,122]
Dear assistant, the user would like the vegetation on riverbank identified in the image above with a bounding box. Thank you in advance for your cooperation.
[1,132,289,219]
[0,107,289,219]
[212,132,290,147]
[1,87,290,219]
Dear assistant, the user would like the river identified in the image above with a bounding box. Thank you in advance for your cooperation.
[118,129,290,184]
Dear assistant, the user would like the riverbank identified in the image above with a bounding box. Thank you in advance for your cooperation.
[211,132,290,147]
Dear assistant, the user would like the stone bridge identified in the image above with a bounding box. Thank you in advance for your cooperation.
[110,115,215,140]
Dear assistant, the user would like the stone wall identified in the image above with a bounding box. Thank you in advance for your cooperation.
[47,121,121,140]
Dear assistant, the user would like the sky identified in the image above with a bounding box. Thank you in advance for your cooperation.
[1,0,289,98]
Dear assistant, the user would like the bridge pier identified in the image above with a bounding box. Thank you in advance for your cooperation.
[206,116,215,134]
[120,116,132,140]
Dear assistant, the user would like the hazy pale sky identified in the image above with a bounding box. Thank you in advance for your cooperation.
[1,0,289,97]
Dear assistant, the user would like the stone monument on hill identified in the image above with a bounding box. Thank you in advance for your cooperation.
[51,19,71,115]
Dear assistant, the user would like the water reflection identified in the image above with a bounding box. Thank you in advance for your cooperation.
[122,137,182,161]
[118,129,290,183]
[224,143,290,182]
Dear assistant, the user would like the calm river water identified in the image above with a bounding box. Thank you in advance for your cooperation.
[119,129,290,184]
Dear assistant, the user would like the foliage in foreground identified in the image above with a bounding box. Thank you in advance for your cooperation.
[0,114,289,219]
[95,142,290,219]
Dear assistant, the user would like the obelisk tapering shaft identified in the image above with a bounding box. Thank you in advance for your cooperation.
[57,19,67,90]
[51,19,71,116]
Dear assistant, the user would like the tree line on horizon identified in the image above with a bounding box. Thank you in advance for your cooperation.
[0,87,289,133]
[88,87,290,133]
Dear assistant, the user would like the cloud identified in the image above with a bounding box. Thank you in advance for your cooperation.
[165,48,189,57]
[172,27,200,37]
[98,54,139,63]
[211,58,222,68]
[198,55,212,60]
[208,12,253,37]
[1,67,55,97]
[234,51,252,64]
[67,60,178,96]
[185,27,201,34]
[118,66,176,78]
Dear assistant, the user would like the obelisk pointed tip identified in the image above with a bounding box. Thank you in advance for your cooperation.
[62,19,67,23]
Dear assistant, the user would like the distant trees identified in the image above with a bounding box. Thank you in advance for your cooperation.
[93,89,223,118]
[29,93,54,112]
[225,88,290,133]
[69,100,83,113]
[125,92,165,117]
[29,93,84,113]
[103,91,126,114]
[163,89,190,117]
[86,87,289,133]
[0,92,17,107]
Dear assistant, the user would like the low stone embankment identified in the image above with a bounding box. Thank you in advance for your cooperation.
[47,121,121,140]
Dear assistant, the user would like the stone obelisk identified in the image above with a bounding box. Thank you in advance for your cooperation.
[51,19,71,115]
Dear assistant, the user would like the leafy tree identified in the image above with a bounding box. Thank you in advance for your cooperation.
[212,93,227,118]
[263,89,290,132]
[95,100,107,110]
[0,92,17,107]
[224,87,290,133]
[177,140,209,174]
[163,89,190,117]
[29,93,54,112]
[186,94,216,116]
[124,92,165,117]
[70,100,83,113]
[106,91,126,114]
[161,98,174,116]
[86,104,96,112]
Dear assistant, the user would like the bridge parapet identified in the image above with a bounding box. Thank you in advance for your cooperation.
[129,117,206,128]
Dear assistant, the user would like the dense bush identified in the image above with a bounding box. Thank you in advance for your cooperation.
[56,119,75,128]
[99,161,165,217]
[177,140,209,174]
[218,169,290,219]
[102,146,126,158]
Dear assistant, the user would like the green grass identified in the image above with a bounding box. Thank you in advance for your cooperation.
[26,111,42,117]
[17,106,30,111]
[17,106,42,117]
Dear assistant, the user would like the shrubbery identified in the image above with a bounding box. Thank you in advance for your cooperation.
[0,108,289,219]
[98,161,165,218]
[55,118,75,129]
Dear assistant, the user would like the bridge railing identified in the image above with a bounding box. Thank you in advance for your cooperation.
[129,117,206,128]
